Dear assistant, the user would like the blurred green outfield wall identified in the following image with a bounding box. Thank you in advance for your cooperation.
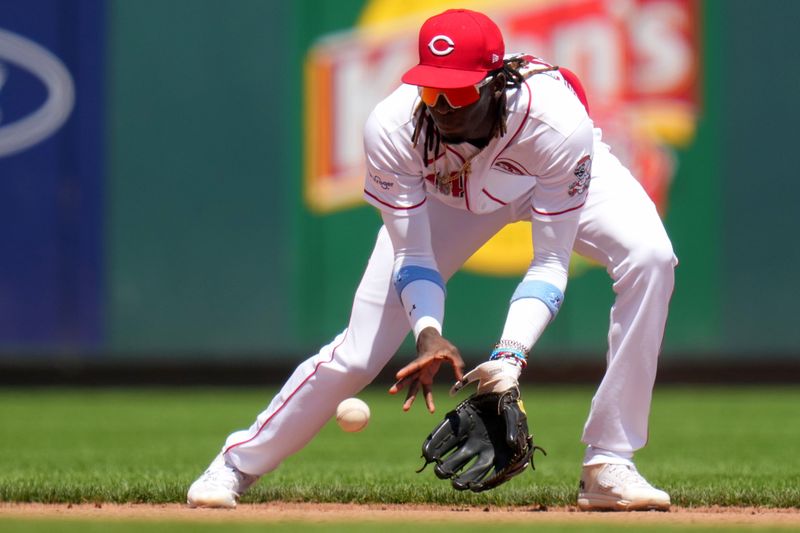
[106,0,800,361]
[107,0,365,354]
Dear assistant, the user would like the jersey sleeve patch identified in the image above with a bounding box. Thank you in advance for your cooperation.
[568,155,592,197]
[530,154,591,220]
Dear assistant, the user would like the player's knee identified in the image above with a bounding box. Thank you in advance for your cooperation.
[628,238,676,287]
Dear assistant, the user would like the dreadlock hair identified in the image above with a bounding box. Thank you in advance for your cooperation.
[410,56,530,163]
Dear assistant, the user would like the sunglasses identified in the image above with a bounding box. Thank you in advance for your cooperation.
[418,76,495,109]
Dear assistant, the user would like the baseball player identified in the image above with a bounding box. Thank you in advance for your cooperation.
[187,8,676,511]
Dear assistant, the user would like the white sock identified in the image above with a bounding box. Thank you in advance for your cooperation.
[583,445,634,467]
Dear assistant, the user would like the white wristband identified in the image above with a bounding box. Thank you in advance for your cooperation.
[398,279,445,340]
[412,316,442,339]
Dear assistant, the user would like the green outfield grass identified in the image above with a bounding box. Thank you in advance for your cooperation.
[0,385,797,508]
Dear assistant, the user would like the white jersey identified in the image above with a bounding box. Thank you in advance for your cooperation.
[363,65,594,223]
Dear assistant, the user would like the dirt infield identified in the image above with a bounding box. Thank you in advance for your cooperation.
[1,503,799,526]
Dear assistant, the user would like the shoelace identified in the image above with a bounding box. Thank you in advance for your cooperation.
[601,464,652,488]
[201,463,247,490]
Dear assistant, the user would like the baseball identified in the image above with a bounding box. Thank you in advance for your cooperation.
[335,397,370,432]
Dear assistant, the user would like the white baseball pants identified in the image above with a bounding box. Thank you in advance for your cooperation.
[222,145,676,476]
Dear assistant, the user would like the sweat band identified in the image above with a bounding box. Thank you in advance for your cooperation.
[511,280,564,318]
[393,265,446,297]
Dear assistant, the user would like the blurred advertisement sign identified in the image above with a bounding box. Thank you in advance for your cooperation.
[0,0,104,348]
[305,0,699,274]
[0,28,74,157]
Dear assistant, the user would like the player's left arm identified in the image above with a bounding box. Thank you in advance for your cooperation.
[418,117,592,494]
[451,214,578,396]
[457,115,593,393]
[502,115,594,361]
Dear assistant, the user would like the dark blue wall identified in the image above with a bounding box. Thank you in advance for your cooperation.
[0,0,104,350]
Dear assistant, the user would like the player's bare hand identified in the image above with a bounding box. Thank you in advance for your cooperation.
[388,327,464,413]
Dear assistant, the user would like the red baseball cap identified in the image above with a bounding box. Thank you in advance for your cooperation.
[402,9,505,89]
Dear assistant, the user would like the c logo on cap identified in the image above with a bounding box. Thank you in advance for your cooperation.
[428,35,455,56]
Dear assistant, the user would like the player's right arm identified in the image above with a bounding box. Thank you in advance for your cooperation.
[362,96,464,412]
[380,208,464,413]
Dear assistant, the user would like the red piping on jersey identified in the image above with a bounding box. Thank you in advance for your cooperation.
[531,200,586,217]
[364,189,426,210]
[443,147,472,211]
[479,83,531,212]
[494,157,532,176]
[482,188,507,206]
[492,82,532,167]
[424,151,445,166]
[224,331,350,455]
[445,145,466,161]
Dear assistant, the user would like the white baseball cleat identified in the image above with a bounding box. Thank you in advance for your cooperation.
[577,463,671,511]
[187,453,259,509]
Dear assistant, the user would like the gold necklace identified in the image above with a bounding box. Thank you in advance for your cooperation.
[431,64,559,188]
[434,147,481,187]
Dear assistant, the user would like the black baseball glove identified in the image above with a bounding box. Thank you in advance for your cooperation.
[418,387,544,492]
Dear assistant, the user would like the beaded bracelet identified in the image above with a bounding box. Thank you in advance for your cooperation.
[494,339,530,355]
[490,348,527,368]
[489,339,530,368]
